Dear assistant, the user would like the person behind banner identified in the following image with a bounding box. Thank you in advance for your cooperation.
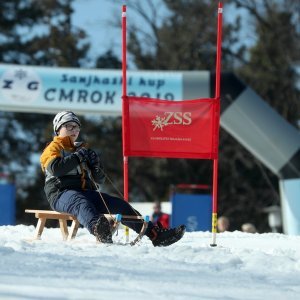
[217,216,230,233]
[151,201,170,229]
[40,111,185,247]
[241,223,257,233]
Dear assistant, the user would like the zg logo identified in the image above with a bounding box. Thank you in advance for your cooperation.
[151,112,192,131]
[0,68,42,103]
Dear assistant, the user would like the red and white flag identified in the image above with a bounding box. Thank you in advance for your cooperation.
[123,96,220,159]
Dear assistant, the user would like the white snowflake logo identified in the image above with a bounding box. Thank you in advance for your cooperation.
[151,115,170,131]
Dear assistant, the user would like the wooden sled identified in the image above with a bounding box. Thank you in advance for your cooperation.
[25,209,149,245]
[25,209,80,241]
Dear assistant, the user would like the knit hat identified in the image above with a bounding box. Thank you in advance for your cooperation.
[53,111,81,135]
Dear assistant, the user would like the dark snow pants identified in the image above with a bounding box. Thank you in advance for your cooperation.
[52,189,153,236]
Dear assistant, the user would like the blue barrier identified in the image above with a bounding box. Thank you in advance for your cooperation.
[0,184,16,225]
[171,193,212,232]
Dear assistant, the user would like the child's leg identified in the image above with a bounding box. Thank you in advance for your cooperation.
[84,190,185,247]
[89,191,154,234]
[52,189,101,234]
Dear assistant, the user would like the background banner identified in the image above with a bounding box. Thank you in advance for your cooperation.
[0,64,191,115]
[123,96,219,159]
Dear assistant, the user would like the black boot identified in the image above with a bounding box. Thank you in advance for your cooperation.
[94,215,113,244]
[150,223,186,247]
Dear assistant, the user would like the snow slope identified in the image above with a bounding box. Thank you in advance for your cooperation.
[1,225,300,300]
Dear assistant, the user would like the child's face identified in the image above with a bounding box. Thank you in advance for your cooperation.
[58,121,80,143]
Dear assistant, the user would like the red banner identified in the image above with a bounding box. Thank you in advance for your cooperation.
[123,96,220,159]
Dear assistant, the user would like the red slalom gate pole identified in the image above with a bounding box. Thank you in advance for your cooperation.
[121,5,129,202]
[215,2,223,100]
[122,5,130,242]
[211,2,223,247]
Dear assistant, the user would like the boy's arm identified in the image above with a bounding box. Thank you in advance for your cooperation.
[40,142,83,176]
[87,149,105,184]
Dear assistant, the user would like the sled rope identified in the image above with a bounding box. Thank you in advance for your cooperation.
[86,166,113,218]
[99,166,125,200]
[86,167,123,235]
[97,165,140,217]
[85,163,148,245]
[87,168,149,246]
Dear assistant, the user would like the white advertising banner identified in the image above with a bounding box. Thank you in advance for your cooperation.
[0,64,184,115]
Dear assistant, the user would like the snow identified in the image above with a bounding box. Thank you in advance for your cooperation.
[1,225,300,300]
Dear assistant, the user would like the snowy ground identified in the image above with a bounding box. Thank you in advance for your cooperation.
[1,225,300,300]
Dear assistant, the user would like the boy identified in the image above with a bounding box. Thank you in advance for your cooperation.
[40,111,185,246]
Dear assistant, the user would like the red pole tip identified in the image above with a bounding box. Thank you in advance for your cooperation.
[218,2,223,9]
[122,5,126,12]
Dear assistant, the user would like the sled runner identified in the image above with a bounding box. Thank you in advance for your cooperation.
[25,209,80,241]
[25,209,149,245]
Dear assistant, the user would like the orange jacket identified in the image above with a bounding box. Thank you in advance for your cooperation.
[40,136,104,206]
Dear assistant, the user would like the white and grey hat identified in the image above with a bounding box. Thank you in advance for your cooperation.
[53,111,81,135]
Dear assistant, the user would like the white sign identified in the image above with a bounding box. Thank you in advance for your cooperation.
[0,64,184,115]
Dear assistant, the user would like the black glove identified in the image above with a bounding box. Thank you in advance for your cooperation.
[74,148,89,163]
[87,149,100,169]
[87,149,105,184]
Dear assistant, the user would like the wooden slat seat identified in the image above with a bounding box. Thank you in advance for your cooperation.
[25,209,80,241]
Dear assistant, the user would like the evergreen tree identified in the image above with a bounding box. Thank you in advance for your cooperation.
[0,0,90,223]
[0,0,41,64]
[234,0,300,125]
[126,0,240,70]
[96,50,122,69]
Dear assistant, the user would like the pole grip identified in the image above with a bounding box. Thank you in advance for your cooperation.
[125,226,129,243]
